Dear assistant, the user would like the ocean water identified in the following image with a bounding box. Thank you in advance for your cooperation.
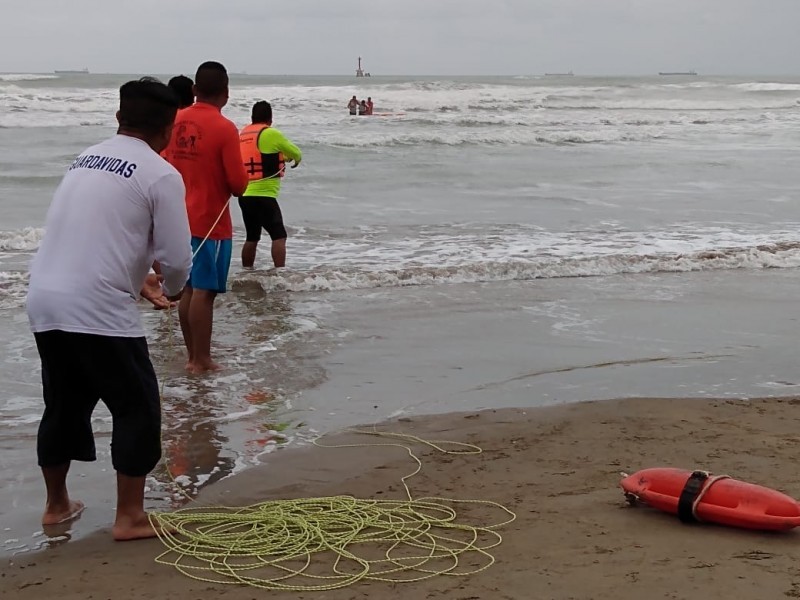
[3,72,800,554]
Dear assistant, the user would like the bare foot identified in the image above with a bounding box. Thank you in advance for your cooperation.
[42,499,85,526]
[185,359,222,374]
[113,513,172,541]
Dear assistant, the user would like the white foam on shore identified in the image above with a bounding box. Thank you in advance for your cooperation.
[5,223,800,305]
[211,405,260,423]
[0,227,44,251]
[234,244,800,293]
[234,224,800,294]
[0,271,29,310]
[0,74,57,82]
[733,82,800,92]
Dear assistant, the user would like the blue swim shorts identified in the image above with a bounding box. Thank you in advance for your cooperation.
[189,237,232,293]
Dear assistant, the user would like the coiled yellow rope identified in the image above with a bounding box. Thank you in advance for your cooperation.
[149,426,516,591]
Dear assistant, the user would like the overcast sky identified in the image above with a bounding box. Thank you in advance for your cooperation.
[2,0,799,76]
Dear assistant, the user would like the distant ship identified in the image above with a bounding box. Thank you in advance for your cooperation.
[658,71,697,76]
[544,71,574,76]
[54,68,89,74]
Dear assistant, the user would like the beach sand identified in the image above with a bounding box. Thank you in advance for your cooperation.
[4,396,800,599]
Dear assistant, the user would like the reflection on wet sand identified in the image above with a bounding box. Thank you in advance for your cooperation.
[143,287,320,510]
[39,511,83,548]
[157,390,234,508]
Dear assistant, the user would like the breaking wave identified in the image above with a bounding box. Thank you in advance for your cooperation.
[0,227,44,252]
[234,242,800,294]
[0,73,58,82]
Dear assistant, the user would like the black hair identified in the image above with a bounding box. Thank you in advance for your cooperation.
[251,100,272,123]
[194,61,228,97]
[167,75,194,108]
[118,77,179,134]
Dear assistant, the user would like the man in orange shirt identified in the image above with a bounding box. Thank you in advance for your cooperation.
[164,61,248,374]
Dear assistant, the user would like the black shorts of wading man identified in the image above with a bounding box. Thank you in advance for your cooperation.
[25,77,192,541]
[238,195,287,241]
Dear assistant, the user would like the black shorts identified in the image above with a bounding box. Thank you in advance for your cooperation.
[238,196,287,242]
[34,330,161,477]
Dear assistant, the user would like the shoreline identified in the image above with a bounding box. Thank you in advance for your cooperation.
[5,396,800,599]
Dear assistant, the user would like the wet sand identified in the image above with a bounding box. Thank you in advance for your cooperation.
[5,396,800,599]
[7,269,800,551]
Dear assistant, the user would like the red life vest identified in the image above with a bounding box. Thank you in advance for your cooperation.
[239,123,285,181]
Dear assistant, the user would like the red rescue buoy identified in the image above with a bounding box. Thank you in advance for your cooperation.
[620,468,800,531]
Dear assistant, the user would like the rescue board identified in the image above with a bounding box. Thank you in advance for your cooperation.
[620,468,800,531]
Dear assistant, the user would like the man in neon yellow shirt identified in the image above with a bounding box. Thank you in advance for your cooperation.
[238,101,302,268]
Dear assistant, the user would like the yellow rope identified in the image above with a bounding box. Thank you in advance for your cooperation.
[149,427,516,591]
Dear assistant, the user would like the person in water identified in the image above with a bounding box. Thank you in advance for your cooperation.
[238,100,302,269]
[366,97,374,115]
[347,95,358,115]
[26,77,192,541]
[359,100,368,115]
[163,61,249,374]
[167,75,194,108]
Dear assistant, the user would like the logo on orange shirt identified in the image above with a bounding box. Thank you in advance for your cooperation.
[173,122,204,160]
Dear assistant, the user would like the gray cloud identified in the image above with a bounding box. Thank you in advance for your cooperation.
[2,0,799,75]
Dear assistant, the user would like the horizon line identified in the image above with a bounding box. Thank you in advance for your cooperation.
[4,70,800,78]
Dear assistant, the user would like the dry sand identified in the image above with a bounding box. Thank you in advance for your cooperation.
[4,396,800,599]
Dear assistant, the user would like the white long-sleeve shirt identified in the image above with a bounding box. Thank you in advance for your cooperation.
[27,134,192,337]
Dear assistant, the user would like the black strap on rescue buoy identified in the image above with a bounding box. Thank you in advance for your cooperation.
[678,470,709,523]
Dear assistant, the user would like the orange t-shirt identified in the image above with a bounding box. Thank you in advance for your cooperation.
[163,103,248,240]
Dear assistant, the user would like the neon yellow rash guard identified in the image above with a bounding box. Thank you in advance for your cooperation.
[242,126,302,199]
